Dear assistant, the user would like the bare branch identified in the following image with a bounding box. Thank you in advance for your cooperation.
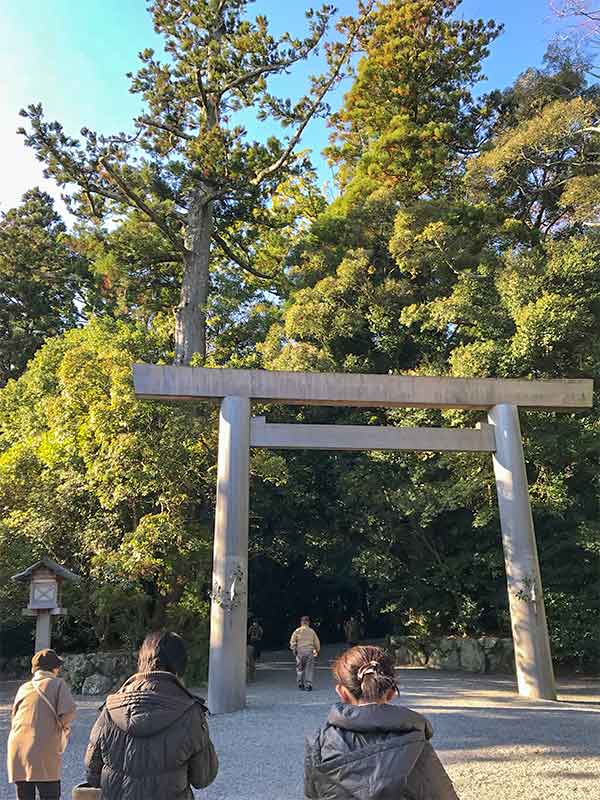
[146,253,181,264]
[252,88,335,185]
[251,6,373,186]
[221,54,316,97]
[83,189,101,218]
[105,128,144,147]
[212,231,278,279]
[86,181,125,203]
[195,68,210,112]
[99,157,185,252]
[140,117,195,141]
[216,5,336,98]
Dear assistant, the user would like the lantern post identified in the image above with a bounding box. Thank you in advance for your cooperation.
[12,558,81,652]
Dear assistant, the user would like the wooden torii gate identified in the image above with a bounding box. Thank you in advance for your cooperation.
[134,365,593,713]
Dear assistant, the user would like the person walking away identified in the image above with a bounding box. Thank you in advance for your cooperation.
[248,618,264,661]
[290,615,320,692]
[7,649,77,800]
[305,644,459,799]
[85,631,218,800]
[343,615,361,647]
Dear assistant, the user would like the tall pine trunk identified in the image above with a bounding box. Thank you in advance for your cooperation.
[174,195,213,365]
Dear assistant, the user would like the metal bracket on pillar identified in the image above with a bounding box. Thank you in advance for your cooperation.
[210,564,245,613]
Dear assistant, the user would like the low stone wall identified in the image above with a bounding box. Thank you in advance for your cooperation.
[0,651,137,695]
[61,651,137,695]
[389,635,515,674]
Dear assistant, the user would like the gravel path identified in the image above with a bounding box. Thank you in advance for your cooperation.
[1,645,598,799]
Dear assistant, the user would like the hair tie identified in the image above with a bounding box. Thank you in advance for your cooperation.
[357,660,379,681]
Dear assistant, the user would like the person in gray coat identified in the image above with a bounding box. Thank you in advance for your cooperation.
[305,644,459,799]
[84,631,217,800]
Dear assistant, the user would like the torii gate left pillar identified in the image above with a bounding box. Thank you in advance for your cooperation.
[208,396,250,714]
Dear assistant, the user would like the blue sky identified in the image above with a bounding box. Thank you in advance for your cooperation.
[0,0,569,217]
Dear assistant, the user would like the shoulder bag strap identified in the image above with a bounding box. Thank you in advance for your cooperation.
[32,682,65,730]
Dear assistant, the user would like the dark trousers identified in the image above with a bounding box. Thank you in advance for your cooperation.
[15,781,61,800]
[251,642,262,660]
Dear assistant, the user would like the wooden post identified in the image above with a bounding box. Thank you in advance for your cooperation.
[208,396,250,714]
[488,404,556,700]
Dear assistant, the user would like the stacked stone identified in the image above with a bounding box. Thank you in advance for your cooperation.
[0,650,138,693]
[0,655,31,679]
[389,635,515,674]
[60,651,137,695]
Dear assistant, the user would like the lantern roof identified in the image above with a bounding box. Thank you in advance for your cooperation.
[11,557,81,584]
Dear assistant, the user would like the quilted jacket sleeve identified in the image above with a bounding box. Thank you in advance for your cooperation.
[188,706,219,789]
[312,630,321,654]
[303,731,321,799]
[408,742,459,800]
[84,708,107,788]
[290,628,299,651]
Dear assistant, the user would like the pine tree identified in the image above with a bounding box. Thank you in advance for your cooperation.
[20,0,372,364]
[0,189,90,385]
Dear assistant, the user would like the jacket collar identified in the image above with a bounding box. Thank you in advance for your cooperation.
[327,701,433,739]
[112,670,208,711]
[117,670,194,695]
[105,670,206,737]
[118,670,181,688]
[32,670,56,682]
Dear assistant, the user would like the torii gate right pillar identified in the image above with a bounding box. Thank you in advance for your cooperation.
[488,404,556,700]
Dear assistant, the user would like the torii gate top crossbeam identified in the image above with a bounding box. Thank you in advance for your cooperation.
[134,365,593,411]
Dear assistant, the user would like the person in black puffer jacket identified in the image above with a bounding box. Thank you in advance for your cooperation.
[305,645,459,800]
[84,631,218,800]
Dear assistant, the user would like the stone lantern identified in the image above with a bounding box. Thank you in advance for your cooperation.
[12,558,80,653]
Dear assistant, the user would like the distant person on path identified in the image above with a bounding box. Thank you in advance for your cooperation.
[85,631,218,800]
[290,615,320,692]
[304,644,459,799]
[7,648,77,800]
[343,615,361,647]
[248,618,264,661]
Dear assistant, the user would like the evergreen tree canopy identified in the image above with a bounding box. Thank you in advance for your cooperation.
[0,319,214,661]
[327,0,502,196]
[0,189,91,386]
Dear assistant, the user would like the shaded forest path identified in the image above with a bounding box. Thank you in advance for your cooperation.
[1,644,598,799]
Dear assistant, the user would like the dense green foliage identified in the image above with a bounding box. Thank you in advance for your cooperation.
[0,189,93,386]
[0,320,214,671]
[255,2,600,664]
[2,0,600,670]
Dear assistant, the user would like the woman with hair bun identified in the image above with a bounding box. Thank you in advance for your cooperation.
[304,644,459,799]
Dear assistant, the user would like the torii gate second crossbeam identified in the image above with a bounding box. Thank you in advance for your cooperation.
[134,365,593,713]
